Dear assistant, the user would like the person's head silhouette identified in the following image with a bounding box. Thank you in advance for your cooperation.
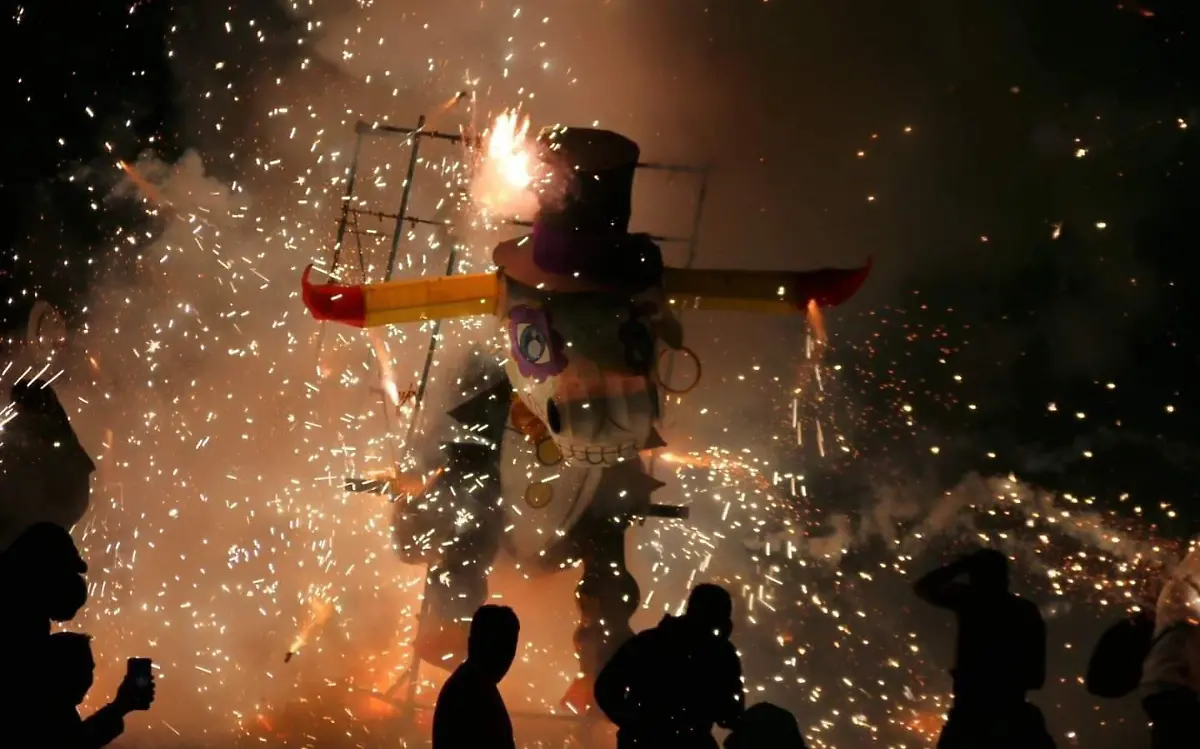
[466,604,520,683]
[2,522,88,622]
[726,702,805,749]
[42,631,96,707]
[684,583,734,639]
[970,549,1010,593]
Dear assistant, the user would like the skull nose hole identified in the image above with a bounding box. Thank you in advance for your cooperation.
[545,399,563,434]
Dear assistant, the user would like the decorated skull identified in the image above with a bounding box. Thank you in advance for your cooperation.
[500,278,674,465]
[491,126,681,466]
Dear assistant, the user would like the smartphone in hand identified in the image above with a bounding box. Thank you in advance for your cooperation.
[126,657,153,689]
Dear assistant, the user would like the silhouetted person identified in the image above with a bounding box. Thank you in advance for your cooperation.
[431,604,519,749]
[37,632,156,748]
[595,583,745,749]
[0,382,96,550]
[0,522,89,641]
[914,550,1054,749]
[0,523,91,742]
[724,702,806,749]
[1139,556,1200,749]
[1086,607,1157,699]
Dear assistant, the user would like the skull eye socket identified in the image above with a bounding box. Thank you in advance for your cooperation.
[545,398,563,434]
[516,323,551,365]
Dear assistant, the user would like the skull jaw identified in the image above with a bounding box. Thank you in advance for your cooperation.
[552,438,642,467]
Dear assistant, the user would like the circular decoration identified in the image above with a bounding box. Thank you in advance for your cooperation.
[26,301,68,357]
[524,482,553,509]
[536,438,563,466]
[653,346,702,395]
[518,324,549,364]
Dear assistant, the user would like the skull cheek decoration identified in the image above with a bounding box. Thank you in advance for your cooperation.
[503,303,568,462]
[507,304,568,382]
[502,294,664,467]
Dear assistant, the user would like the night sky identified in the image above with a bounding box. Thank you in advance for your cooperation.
[2,1,1199,747]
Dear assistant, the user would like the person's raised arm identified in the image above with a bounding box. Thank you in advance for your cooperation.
[913,556,974,609]
[79,704,126,749]
[594,635,640,727]
[81,671,155,748]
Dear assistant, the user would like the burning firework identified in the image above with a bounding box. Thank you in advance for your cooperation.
[470,109,540,220]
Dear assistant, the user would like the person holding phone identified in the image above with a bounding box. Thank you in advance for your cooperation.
[33,633,156,749]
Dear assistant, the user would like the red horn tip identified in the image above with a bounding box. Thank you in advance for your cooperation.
[300,266,367,326]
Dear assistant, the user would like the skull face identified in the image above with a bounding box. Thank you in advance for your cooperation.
[502,280,669,466]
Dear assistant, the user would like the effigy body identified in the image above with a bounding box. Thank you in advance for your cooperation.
[302,125,870,711]
[393,362,664,706]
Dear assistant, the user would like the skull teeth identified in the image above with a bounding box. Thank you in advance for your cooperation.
[560,441,637,466]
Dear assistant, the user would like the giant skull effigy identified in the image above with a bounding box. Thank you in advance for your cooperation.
[301,125,871,712]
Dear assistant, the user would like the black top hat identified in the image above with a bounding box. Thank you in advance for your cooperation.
[492,126,663,293]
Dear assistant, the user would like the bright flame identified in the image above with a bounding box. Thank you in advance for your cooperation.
[806,298,828,345]
[287,597,337,657]
[486,110,533,190]
[469,109,540,219]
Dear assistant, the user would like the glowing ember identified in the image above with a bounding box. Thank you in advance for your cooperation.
[287,597,337,659]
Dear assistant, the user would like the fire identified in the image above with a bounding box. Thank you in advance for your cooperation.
[286,597,337,659]
[469,109,540,219]
[485,109,534,190]
[805,298,827,345]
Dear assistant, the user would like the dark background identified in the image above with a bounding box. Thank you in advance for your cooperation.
[3,0,1199,745]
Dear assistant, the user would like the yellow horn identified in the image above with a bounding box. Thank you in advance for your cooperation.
[662,261,872,314]
[302,266,500,327]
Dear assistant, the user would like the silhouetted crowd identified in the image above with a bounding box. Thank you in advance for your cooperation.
[431,584,803,749]
[3,383,1198,748]
[432,550,1199,749]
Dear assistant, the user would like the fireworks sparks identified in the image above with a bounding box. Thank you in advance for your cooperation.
[3,2,1188,749]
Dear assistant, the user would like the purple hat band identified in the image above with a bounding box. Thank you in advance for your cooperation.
[531,223,662,288]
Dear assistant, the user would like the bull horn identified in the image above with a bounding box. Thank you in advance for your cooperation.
[301,265,501,328]
[661,258,872,314]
